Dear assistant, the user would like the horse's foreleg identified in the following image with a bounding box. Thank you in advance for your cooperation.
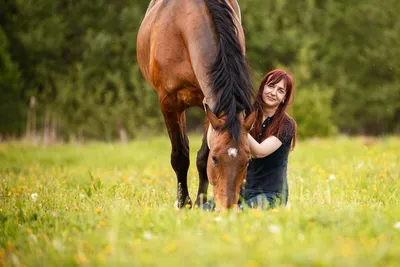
[195,126,209,207]
[161,106,191,209]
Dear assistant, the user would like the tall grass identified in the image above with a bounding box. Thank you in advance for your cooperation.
[1,136,399,266]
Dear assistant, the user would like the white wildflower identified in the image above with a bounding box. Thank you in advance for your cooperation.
[394,222,400,229]
[215,216,222,222]
[328,174,335,181]
[298,233,305,241]
[143,231,153,240]
[53,239,65,251]
[174,200,180,211]
[29,234,38,244]
[11,254,20,266]
[268,224,281,233]
[31,193,38,202]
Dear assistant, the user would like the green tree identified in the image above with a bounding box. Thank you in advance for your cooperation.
[0,27,24,136]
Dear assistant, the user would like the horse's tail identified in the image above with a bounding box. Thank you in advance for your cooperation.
[204,0,253,143]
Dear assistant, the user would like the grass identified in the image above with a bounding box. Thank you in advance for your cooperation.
[1,135,400,266]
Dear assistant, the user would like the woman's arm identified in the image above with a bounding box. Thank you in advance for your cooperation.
[248,134,282,158]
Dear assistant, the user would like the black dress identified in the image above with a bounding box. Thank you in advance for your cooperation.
[240,114,295,208]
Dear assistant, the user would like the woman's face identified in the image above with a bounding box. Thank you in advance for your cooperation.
[262,79,287,108]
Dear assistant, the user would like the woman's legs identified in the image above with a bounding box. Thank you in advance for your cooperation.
[201,199,216,211]
[239,190,288,209]
[201,190,288,211]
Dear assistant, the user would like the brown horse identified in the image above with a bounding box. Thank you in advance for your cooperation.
[137,0,255,211]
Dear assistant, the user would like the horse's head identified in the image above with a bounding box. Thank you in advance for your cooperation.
[205,105,256,211]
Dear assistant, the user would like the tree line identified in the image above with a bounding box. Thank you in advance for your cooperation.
[1,0,399,143]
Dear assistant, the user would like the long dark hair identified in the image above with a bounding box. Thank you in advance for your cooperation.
[251,69,297,150]
[204,0,253,143]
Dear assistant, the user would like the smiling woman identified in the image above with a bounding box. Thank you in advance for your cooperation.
[243,68,297,209]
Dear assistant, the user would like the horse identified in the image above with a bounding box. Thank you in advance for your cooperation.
[137,0,255,211]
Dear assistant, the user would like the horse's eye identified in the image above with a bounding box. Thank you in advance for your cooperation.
[212,156,218,165]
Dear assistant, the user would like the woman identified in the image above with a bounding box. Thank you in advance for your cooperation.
[239,68,296,209]
[203,68,296,210]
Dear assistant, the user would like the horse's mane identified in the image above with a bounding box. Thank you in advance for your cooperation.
[204,0,253,143]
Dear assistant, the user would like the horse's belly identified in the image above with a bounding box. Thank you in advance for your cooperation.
[177,88,204,108]
[150,39,200,94]
[139,0,216,108]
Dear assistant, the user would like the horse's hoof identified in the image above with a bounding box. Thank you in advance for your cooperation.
[174,199,192,210]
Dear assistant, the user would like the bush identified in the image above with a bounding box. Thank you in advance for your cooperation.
[292,84,338,138]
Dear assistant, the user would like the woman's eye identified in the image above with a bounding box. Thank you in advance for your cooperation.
[279,89,285,94]
[212,156,218,165]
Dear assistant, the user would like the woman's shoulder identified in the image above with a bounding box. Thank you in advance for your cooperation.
[276,113,296,144]
[282,113,297,130]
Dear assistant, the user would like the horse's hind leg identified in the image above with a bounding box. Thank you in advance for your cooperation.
[160,104,192,209]
[195,126,209,207]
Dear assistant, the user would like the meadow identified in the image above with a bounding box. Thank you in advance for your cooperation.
[0,135,399,266]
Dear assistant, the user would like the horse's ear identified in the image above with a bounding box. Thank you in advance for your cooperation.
[243,111,256,132]
[205,104,224,129]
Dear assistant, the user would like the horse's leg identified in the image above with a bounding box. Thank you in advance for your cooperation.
[160,105,191,209]
[195,123,209,207]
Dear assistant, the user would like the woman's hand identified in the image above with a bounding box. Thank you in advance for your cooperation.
[248,134,282,158]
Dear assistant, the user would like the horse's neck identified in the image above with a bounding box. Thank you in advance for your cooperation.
[146,0,160,13]
[201,0,243,112]
[226,0,241,23]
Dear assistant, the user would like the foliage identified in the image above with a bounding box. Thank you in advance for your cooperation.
[241,0,400,137]
[293,84,337,138]
[0,0,399,140]
[0,26,24,135]
[1,136,400,266]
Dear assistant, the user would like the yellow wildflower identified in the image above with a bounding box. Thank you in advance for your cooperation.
[163,242,177,253]
[75,253,89,265]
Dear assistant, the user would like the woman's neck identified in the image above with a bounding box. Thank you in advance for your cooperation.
[262,106,277,120]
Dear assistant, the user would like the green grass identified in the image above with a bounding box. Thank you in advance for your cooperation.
[1,135,400,266]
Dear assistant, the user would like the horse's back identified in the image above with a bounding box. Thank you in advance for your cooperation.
[137,0,218,105]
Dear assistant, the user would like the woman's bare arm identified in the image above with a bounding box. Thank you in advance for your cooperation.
[248,134,282,158]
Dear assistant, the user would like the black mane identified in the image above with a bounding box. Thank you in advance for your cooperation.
[204,0,253,143]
